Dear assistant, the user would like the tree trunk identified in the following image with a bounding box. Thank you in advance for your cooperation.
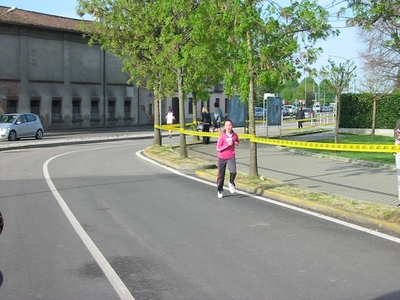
[177,67,188,158]
[247,30,258,178]
[153,88,162,146]
[334,92,341,144]
[192,92,199,141]
[371,98,377,138]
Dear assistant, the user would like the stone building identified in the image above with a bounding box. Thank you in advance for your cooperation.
[0,6,154,130]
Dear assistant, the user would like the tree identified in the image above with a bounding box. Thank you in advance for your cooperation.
[320,58,357,143]
[223,0,335,178]
[349,1,400,85]
[77,0,176,148]
[279,80,299,103]
[295,77,317,107]
[318,79,336,106]
[358,70,395,138]
[77,0,230,158]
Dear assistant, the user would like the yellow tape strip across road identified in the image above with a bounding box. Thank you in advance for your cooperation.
[251,137,400,153]
[155,125,400,153]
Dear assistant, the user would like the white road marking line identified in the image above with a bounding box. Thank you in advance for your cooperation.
[43,147,135,300]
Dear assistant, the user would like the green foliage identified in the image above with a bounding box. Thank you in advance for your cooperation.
[294,77,317,105]
[340,93,400,129]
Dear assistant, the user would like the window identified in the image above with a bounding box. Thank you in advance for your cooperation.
[225,98,228,114]
[108,99,116,119]
[52,98,62,121]
[17,115,27,123]
[30,99,41,116]
[124,99,131,119]
[91,99,99,119]
[6,99,18,113]
[26,114,36,122]
[148,103,153,115]
[72,99,81,121]
[188,97,193,114]
[214,83,223,92]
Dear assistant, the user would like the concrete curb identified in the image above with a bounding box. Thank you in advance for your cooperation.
[0,133,155,151]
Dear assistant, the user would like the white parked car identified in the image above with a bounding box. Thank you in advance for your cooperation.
[283,105,295,114]
[0,113,44,141]
[313,104,321,113]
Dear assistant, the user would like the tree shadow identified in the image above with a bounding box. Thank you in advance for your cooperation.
[372,290,400,300]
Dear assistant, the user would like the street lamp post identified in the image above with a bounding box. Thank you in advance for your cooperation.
[1,7,17,17]
[329,55,360,92]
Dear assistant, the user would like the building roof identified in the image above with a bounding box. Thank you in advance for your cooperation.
[0,6,90,33]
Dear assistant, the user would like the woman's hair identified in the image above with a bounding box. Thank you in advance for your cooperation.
[225,119,233,126]
[202,107,208,113]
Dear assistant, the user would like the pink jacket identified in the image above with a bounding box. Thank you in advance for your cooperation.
[216,131,240,159]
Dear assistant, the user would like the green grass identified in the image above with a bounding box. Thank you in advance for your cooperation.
[305,133,396,165]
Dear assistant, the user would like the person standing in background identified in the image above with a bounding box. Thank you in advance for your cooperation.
[212,102,224,133]
[295,107,305,128]
[165,108,175,138]
[201,107,211,144]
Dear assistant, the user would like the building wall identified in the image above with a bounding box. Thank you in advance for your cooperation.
[0,23,154,129]
[165,91,230,123]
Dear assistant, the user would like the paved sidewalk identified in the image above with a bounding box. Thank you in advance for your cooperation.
[1,126,398,207]
[190,137,398,207]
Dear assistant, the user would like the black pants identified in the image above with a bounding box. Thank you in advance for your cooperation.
[297,121,303,128]
[217,157,237,192]
[202,124,210,144]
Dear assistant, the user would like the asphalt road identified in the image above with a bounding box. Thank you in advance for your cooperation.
[1,139,400,299]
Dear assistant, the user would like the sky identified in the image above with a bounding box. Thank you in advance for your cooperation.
[1,0,364,83]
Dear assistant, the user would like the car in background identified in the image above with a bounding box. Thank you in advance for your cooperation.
[321,106,334,112]
[313,104,321,113]
[254,107,264,119]
[283,105,295,114]
[303,108,316,119]
[0,113,44,141]
[321,106,329,112]
[281,106,290,116]
[321,106,328,112]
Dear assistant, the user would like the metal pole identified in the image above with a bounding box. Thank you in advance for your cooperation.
[102,49,107,127]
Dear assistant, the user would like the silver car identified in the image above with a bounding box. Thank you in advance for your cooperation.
[303,108,316,119]
[0,113,44,141]
[283,105,295,114]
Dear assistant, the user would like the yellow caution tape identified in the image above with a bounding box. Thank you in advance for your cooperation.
[156,125,400,152]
